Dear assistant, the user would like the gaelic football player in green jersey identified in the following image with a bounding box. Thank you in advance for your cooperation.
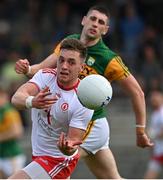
[15,5,153,179]
[0,87,26,178]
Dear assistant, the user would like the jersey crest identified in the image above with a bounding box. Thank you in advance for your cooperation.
[61,103,69,111]
[87,56,95,66]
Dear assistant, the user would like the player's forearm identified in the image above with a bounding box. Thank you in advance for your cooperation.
[11,92,30,110]
[119,75,146,130]
[132,89,146,126]
[28,54,57,77]
[27,63,42,78]
[131,88,147,135]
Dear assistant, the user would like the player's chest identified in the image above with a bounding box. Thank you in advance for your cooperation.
[46,87,76,123]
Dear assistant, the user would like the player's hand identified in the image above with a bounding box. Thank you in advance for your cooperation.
[136,131,154,148]
[15,59,30,74]
[32,87,58,109]
[58,132,82,156]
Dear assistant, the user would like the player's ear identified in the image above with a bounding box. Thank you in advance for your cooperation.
[81,16,86,26]
[80,63,85,72]
[102,25,109,35]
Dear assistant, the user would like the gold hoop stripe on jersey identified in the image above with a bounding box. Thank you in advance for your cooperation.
[115,56,130,77]
[82,120,95,141]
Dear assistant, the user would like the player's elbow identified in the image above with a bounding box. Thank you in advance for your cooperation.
[138,87,145,99]
[11,94,22,110]
[134,86,145,100]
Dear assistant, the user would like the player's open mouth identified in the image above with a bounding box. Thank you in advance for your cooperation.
[89,28,97,34]
[60,72,69,76]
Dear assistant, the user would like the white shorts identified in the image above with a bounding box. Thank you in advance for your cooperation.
[23,161,51,179]
[0,154,26,177]
[80,117,110,154]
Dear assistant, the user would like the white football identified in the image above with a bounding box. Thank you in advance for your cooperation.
[77,74,112,110]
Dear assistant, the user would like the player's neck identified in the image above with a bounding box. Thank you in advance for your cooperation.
[80,34,100,47]
[57,79,80,91]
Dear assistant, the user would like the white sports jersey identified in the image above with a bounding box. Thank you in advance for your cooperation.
[28,68,93,158]
[149,106,163,155]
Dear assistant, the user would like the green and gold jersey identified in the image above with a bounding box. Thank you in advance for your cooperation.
[54,34,130,119]
[0,103,23,157]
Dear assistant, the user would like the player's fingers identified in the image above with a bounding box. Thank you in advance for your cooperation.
[137,134,154,148]
[59,132,65,147]
[58,132,67,151]
[35,103,54,109]
[32,98,56,109]
[39,96,57,104]
[36,91,52,99]
[16,59,29,67]
[72,141,82,146]
[38,92,58,102]
[15,63,28,73]
[43,97,58,102]
[41,86,50,93]
[42,92,52,97]
[146,139,154,147]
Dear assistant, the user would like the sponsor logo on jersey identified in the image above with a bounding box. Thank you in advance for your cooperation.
[61,103,69,111]
[38,113,56,136]
[87,56,95,66]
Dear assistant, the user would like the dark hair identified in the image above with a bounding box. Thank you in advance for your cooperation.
[87,5,110,20]
[60,38,87,61]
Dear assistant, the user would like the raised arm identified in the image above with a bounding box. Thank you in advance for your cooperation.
[118,74,153,148]
[15,53,58,78]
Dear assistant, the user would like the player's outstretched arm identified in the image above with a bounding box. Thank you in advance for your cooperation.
[118,74,154,148]
[15,53,58,78]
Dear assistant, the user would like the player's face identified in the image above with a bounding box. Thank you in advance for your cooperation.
[81,10,109,40]
[57,49,83,87]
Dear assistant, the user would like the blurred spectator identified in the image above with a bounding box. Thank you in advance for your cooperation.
[0,87,26,178]
[138,44,162,95]
[143,26,161,55]
[119,2,145,69]
[0,19,11,67]
[144,90,163,179]
[0,50,27,95]
[50,1,70,44]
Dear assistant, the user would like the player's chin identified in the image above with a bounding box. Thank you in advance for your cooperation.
[87,33,97,39]
[59,77,68,83]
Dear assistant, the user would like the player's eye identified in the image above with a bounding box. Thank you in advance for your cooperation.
[90,16,96,21]
[68,59,76,65]
[58,57,65,64]
[98,19,105,25]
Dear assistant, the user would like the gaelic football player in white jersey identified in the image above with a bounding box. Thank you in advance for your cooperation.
[144,91,163,179]
[9,38,93,179]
